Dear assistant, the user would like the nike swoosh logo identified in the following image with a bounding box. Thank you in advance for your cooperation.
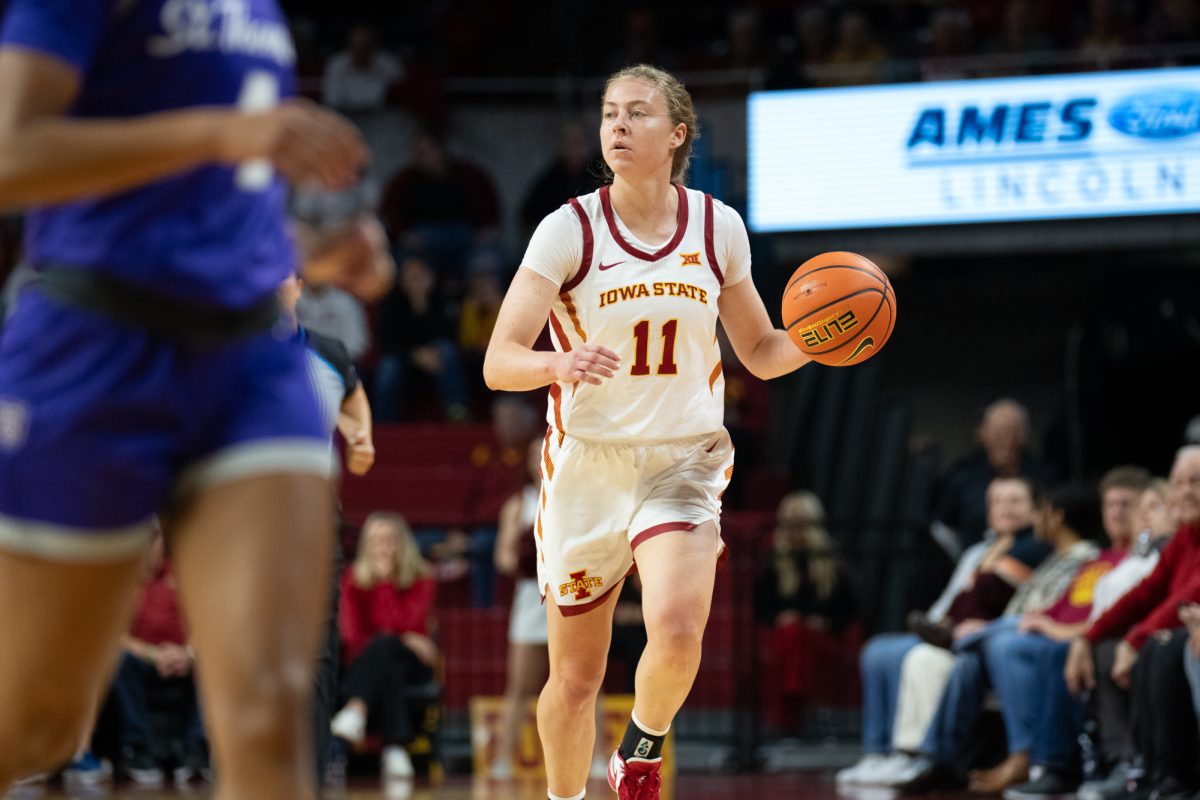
[840,337,875,364]
[598,260,626,271]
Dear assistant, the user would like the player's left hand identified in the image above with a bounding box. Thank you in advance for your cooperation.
[344,430,375,476]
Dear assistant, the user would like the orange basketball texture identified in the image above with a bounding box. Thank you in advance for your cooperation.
[782,251,896,367]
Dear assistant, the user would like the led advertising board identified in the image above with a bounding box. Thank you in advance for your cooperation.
[748,68,1200,231]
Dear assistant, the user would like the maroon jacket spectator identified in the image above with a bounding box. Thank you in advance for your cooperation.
[379,128,500,242]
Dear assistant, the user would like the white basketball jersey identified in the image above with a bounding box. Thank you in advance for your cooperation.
[531,185,746,442]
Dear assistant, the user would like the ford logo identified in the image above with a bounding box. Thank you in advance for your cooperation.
[1109,90,1200,139]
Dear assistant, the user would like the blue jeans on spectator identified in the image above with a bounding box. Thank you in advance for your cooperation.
[374,339,467,423]
[1186,645,1200,733]
[860,633,920,754]
[984,626,1081,770]
[919,648,988,766]
[113,652,205,755]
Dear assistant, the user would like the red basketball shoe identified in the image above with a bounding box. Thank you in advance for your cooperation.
[607,749,662,799]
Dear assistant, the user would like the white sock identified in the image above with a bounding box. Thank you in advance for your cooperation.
[631,709,670,737]
[548,790,586,800]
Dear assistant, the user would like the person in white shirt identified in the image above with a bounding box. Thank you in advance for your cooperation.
[322,25,403,114]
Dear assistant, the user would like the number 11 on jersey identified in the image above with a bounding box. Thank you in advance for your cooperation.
[631,319,679,376]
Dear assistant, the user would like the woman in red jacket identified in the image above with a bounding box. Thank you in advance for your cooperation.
[330,512,437,782]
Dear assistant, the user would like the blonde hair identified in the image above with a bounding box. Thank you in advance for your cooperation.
[772,490,839,600]
[352,511,431,590]
[602,64,700,184]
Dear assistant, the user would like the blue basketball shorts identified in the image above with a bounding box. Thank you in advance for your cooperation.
[0,287,331,562]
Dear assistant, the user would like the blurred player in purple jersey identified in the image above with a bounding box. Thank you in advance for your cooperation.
[0,2,386,798]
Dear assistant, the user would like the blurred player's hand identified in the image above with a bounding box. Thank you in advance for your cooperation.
[219,98,368,190]
[555,343,620,386]
[298,215,395,303]
[343,429,375,476]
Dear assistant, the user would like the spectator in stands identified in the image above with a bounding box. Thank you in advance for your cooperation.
[714,9,763,70]
[487,438,612,780]
[934,398,1057,553]
[379,125,501,290]
[1185,414,1200,446]
[288,179,385,364]
[720,334,772,508]
[373,252,469,423]
[1069,478,1175,800]
[279,270,378,785]
[965,467,1149,796]
[838,476,1040,786]
[464,396,540,606]
[765,5,835,89]
[894,463,1145,786]
[607,8,676,74]
[895,465,1147,785]
[796,6,835,82]
[919,7,974,81]
[825,9,890,86]
[1146,0,1200,48]
[1182,602,1200,735]
[891,484,1102,792]
[490,439,547,780]
[1066,446,1200,800]
[322,24,403,114]
[609,574,649,695]
[458,254,505,409]
[1076,0,1129,70]
[331,512,437,783]
[984,0,1054,74]
[296,282,370,363]
[754,490,858,733]
[519,121,603,241]
[113,532,208,787]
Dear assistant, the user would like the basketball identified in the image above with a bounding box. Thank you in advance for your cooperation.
[781,251,897,367]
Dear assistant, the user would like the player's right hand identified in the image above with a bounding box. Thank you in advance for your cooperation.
[555,344,620,385]
[219,98,369,190]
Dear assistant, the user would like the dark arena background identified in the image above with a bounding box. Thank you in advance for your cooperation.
[3,1,1200,798]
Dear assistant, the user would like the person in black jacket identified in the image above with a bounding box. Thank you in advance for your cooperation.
[373,253,468,422]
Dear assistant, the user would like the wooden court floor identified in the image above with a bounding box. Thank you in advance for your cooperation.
[12,771,858,800]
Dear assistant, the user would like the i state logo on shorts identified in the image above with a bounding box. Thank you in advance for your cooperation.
[558,569,604,600]
[0,397,29,452]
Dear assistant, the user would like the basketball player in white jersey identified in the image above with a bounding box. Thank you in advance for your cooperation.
[484,65,812,800]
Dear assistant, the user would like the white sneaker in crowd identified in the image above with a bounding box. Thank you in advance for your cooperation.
[837,754,890,785]
[330,705,367,746]
[382,745,414,781]
[877,755,931,787]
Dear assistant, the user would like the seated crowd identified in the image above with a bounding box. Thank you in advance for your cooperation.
[839,448,1200,800]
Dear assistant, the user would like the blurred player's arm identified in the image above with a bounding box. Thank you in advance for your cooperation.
[718,275,811,380]
[0,47,366,211]
[484,267,619,391]
[336,383,375,476]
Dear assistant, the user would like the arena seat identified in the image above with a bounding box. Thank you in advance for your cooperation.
[340,465,475,528]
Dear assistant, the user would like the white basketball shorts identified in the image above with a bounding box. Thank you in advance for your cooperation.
[534,427,734,615]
